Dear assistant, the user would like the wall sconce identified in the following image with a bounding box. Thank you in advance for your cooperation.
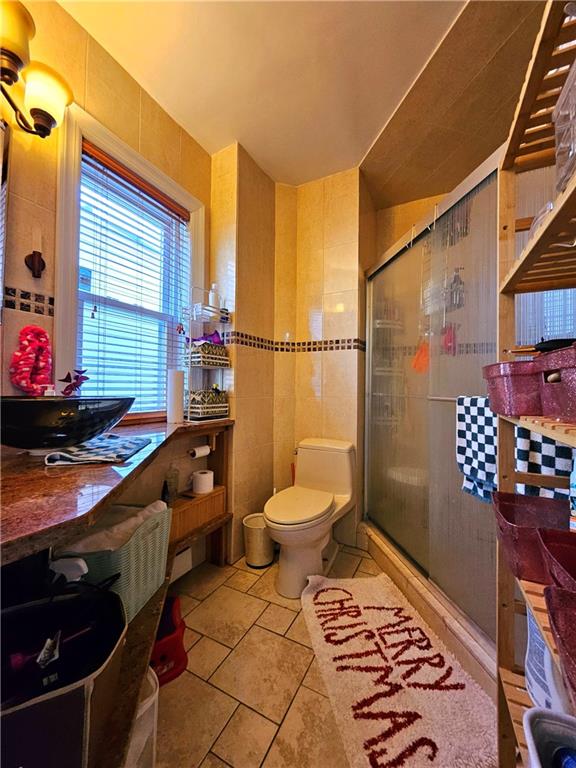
[0,0,73,139]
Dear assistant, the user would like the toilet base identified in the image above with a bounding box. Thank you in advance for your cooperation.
[275,535,329,599]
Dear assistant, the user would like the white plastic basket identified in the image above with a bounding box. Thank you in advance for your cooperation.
[62,504,171,623]
[125,668,159,768]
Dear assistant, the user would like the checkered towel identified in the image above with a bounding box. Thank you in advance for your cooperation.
[45,433,151,466]
[456,397,497,502]
[516,428,573,500]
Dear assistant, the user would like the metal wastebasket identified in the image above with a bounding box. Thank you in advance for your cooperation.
[243,513,274,568]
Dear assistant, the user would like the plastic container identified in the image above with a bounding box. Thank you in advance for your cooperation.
[125,668,159,768]
[59,502,172,622]
[243,513,274,568]
[526,606,571,713]
[535,343,576,422]
[553,58,576,193]
[150,596,187,687]
[545,587,576,711]
[539,529,576,591]
[493,492,570,582]
[524,708,576,767]
[483,360,541,416]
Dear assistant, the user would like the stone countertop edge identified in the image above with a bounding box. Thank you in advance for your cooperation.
[0,419,234,566]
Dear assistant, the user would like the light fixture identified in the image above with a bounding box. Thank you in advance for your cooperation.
[0,0,73,139]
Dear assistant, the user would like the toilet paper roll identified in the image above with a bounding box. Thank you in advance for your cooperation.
[167,370,184,423]
[192,469,214,494]
[189,445,211,459]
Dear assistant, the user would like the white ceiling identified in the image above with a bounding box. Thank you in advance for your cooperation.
[61,1,464,185]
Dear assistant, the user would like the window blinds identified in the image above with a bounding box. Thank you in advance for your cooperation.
[77,144,191,413]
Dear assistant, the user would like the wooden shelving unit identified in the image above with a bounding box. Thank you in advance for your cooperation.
[497,3,576,765]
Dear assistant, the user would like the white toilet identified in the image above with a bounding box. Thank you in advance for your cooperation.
[263,438,355,598]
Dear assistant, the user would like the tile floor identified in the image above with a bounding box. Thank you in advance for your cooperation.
[157,546,382,768]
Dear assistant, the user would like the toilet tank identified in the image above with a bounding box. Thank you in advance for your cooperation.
[295,438,355,497]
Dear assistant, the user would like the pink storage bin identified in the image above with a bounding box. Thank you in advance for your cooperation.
[482,360,541,417]
[493,491,570,582]
[545,586,576,712]
[538,529,576,591]
[535,343,576,422]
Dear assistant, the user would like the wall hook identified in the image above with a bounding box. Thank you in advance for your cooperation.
[24,250,46,279]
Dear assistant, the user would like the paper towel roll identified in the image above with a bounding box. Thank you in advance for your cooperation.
[189,445,211,459]
[167,370,184,423]
[192,469,214,494]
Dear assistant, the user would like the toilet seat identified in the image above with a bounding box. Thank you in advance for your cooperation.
[264,486,334,526]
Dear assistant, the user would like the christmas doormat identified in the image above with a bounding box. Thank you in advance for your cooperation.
[302,574,497,768]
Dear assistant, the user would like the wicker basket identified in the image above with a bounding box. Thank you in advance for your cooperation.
[186,342,230,368]
[62,504,172,622]
[185,389,229,420]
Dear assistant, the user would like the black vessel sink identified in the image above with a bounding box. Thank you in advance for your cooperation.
[1,397,134,449]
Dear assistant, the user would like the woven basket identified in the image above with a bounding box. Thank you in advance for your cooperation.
[187,342,230,368]
[186,389,229,420]
[73,505,171,622]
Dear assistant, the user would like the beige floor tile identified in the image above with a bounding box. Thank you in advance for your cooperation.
[226,569,261,593]
[327,551,360,578]
[175,562,236,600]
[157,672,237,768]
[248,565,301,611]
[233,555,273,575]
[211,626,313,723]
[285,613,312,649]
[301,659,327,697]
[357,557,382,575]
[187,586,268,648]
[178,593,201,617]
[200,755,230,768]
[184,627,202,650]
[341,545,371,559]
[262,687,348,768]
[187,637,231,680]
[256,603,298,635]
[213,704,277,768]
[353,570,373,579]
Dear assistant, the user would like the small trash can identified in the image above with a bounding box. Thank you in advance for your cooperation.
[243,514,274,568]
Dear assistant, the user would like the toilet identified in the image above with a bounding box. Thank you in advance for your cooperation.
[263,438,355,598]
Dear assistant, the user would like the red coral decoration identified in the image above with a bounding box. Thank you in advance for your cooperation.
[9,325,53,396]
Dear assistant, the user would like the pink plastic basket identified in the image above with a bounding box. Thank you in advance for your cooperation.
[482,361,541,417]
[538,529,576,591]
[545,586,576,711]
[535,343,576,422]
[493,491,570,582]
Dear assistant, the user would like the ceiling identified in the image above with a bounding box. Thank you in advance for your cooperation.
[60,0,463,186]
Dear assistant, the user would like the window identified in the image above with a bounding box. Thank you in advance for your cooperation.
[76,141,191,414]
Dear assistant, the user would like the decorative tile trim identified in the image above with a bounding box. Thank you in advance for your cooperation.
[222,330,366,352]
[4,286,54,316]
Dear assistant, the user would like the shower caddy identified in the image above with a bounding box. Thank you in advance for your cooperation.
[496,3,576,765]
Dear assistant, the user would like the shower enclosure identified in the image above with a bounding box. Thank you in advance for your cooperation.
[366,174,498,638]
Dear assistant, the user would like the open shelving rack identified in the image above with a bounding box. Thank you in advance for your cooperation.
[497,3,576,765]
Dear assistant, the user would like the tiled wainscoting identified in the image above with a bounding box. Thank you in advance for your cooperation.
[159,548,382,768]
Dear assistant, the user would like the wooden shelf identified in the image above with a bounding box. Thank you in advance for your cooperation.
[500,170,576,294]
[500,415,576,448]
[499,666,532,766]
[518,579,559,663]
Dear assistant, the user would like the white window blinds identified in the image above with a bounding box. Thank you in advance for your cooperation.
[77,143,191,413]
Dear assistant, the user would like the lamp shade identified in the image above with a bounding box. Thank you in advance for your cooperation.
[0,0,35,70]
[23,62,73,129]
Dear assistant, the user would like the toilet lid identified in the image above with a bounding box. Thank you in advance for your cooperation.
[264,486,334,526]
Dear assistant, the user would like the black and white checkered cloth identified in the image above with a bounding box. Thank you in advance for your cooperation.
[45,433,151,466]
[456,397,574,502]
[456,397,497,502]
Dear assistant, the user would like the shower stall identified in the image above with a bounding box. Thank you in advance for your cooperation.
[366,173,498,638]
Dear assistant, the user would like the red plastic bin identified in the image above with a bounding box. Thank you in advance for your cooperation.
[493,491,570,582]
[545,586,576,711]
[538,528,576,591]
[535,343,576,422]
[482,360,541,417]
[150,595,187,687]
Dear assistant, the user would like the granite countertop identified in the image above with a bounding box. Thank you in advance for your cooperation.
[0,419,233,566]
